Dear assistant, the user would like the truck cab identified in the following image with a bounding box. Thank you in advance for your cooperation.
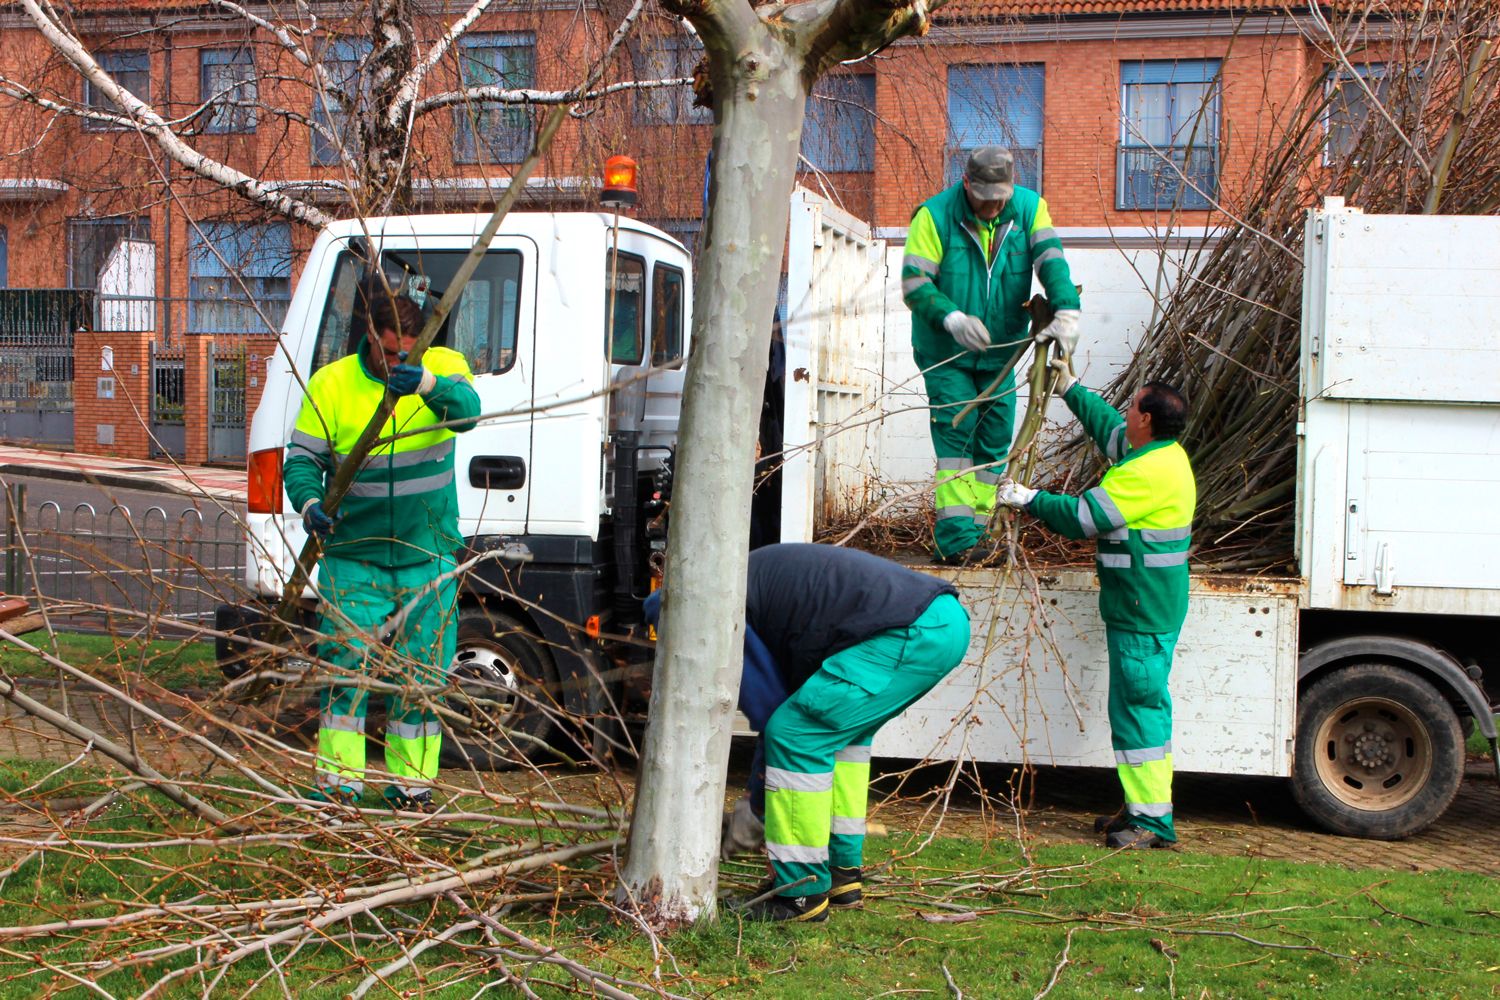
[225,212,691,765]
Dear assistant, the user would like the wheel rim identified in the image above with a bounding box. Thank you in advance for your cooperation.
[1312,695,1434,812]
[449,639,524,736]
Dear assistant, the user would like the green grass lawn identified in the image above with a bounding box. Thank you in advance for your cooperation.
[0,768,1494,1000]
[0,631,218,690]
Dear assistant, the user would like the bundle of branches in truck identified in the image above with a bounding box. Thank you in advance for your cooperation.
[1066,2,1500,574]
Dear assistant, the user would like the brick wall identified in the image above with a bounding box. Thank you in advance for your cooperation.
[72,330,154,460]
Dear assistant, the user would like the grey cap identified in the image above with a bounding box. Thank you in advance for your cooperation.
[964,146,1015,201]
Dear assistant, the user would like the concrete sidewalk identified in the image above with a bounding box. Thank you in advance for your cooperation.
[0,444,246,503]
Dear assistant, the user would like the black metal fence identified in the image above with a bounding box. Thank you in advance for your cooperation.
[0,290,92,448]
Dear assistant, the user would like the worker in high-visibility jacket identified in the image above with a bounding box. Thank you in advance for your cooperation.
[283,287,480,811]
[997,366,1195,849]
[730,544,970,921]
[902,146,1082,565]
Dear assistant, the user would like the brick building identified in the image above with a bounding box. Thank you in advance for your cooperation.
[0,0,1389,460]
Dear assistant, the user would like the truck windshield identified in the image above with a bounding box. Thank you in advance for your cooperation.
[312,247,523,376]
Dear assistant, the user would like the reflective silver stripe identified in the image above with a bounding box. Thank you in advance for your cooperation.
[830,816,867,836]
[765,767,834,794]
[1115,745,1171,765]
[1101,527,1128,542]
[1097,553,1132,569]
[1077,497,1098,538]
[902,253,939,276]
[766,842,831,863]
[345,470,454,497]
[320,713,365,734]
[1142,526,1192,543]
[1032,247,1065,269]
[974,469,1003,486]
[393,784,429,798]
[1126,802,1173,818]
[1029,226,1058,246]
[936,505,975,521]
[1088,487,1127,530]
[1144,551,1189,567]
[387,719,442,740]
[903,275,932,295]
[289,429,331,456]
[315,772,363,793]
[835,745,872,764]
[1106,425,1127,461]
[936,457,970,473]
[334,439,454,469]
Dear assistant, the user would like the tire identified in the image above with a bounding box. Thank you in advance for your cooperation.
[440,607,561,771]
[1291,662,1464,840]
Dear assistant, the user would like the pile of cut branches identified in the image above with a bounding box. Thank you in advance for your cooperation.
[1069,3,1500,573]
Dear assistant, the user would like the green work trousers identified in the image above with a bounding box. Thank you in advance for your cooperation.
[918,353,1016,558]
[762,594,972,895]
[315,553,459,798]
[1107,627,1179,841]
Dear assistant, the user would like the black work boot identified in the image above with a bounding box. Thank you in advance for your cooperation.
[828,866,863,909]
[739,888,830,923]
[382,786,437,813]
[1094,811,1130,836]
[1106,825,1171,850]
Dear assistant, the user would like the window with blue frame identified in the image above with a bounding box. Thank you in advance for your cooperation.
[312,39,370,165]
[945,64,1045,191]
[1326,63,1387,162]
[801,75,876,173]
[636,36,711,125]
[84,51,149,131]
[1118,60,1220,211]
[201,48,257,133]
[188,222,292,334]
[453,33,535,164]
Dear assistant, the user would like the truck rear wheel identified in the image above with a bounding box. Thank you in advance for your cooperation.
[1292,663,1463,840]
[441,607,560,772]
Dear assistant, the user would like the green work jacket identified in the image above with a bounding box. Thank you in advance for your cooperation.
[902,182,1080,371]
[284,341,481,567]
[1028,385,1196,633]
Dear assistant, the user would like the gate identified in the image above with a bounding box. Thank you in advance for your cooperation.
[208,341,247,464]
[149,342,186,460]
[0,290,89,448]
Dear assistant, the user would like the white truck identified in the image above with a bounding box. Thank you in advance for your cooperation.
[222,195,1498,839]
[781,192,1498,839]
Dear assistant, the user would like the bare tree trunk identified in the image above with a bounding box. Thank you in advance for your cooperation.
[367,0,419,213]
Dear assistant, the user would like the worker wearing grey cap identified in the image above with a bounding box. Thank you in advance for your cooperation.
[902,147,1082,566]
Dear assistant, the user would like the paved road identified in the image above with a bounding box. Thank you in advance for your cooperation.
[1,472,248,629]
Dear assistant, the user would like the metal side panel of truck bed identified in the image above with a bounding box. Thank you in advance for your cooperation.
[870,569,1300,777]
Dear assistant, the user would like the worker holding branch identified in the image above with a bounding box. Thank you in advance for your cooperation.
[284,284,480,810]
[997,366,1196,849]
[902,146,1082,566]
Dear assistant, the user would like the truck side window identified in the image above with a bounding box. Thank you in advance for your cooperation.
[311,248,523,375]
[608,253,645,364]
[652,263,685,367]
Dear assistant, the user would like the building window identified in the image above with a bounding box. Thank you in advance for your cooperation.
[946,64,1045,191]
[312,39,370,166]
[201,48,257,133]
[636,37,710,125]
[68,217,152,289]
[801,75,876,174]
[188,222,292,334]
[1118,60,1220,211]
[1326,64,1387,162]
[84,51,149,131]
[453,33,535,164]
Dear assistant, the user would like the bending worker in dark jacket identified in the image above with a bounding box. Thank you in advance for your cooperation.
[720,544,970,921]
[997,364,1195,849]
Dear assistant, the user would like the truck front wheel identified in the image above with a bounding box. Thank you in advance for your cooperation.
[441,607,560,771]
[1292,663,1463,840]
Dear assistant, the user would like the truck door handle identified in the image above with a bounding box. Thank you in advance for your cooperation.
[469,455,527,490]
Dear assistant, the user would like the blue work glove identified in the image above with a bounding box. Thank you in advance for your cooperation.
[386,363,435,397]
[301,499,337,537]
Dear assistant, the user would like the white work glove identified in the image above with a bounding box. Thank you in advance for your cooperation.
[996,479,1038,510]
[720,795,765,859]
[943,310,992,353]
[1034,309,1081,357]
[1049,356,1078,395]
